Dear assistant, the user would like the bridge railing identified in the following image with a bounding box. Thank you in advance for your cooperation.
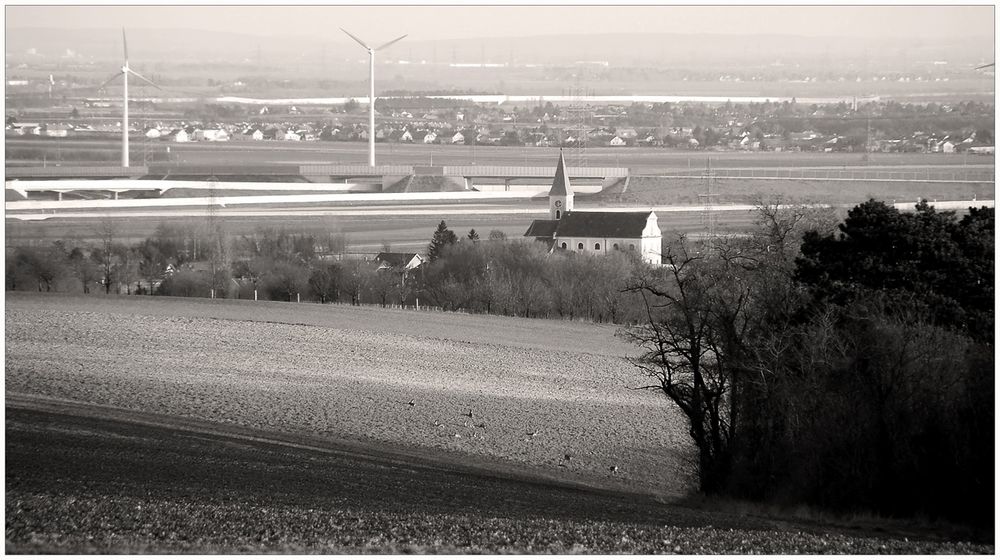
[658,168,994,182]
[299,164,414,176]
[440,165,629,177]
[6,165,149,178]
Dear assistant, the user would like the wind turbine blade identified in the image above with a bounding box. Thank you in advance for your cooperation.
[122,28,129,64]
[127,68,163,90]
[975,62,994,70]
[97,71,124,91]
[340,28,371,50]
[375,34,407,52]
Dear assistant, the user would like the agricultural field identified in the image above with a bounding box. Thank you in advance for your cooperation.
[6,136,994,170]
[3,203,757,253]
[5,293,991,553]
[598,176,996,206]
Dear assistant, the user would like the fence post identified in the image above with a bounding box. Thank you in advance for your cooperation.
[254,289,258,301]
[210,288,215,299]
[297,292,300,303]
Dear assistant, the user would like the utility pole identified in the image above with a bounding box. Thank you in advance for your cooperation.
[698,158,719,253]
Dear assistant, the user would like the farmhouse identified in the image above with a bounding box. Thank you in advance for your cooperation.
[374,252,426,271]
[524,152,662,265]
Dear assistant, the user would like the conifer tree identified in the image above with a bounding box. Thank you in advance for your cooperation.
[428,220,458,261]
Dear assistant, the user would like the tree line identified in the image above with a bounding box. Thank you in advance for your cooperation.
[623,200,993,528]
[6,219,654,324]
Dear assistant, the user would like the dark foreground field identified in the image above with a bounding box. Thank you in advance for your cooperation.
[6,395,990,554]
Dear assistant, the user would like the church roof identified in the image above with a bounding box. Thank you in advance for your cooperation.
[549,150,572,196]
[524,219,559,238]
[554,211,654,238]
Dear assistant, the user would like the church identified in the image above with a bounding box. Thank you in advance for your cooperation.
[524,152,662,265]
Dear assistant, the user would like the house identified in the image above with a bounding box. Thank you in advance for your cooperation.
[196,128,230,142]
[145,127,162,139]
[941,141,955,154]
[374,252,426,271]
[251,129,265,141]
[45,124,70,137]
[423,131,438,144]
[616,128,639,140]
[283,130,302,141]
[399,129,414,143]
[638,134,660,147]
[170,129,191,143]
[524,152,661,265]
[609,135,627,147]
[451,131,465,144]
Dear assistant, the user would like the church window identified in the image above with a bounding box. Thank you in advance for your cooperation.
[561,242,567,249]
[594,243,601,250]
[629,244,635,250]
[613,243,619,250]
[555,210,561,219]
[577,242,584,250]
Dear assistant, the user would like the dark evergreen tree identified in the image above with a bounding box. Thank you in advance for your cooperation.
[796,199,994,342]
[467,229,480,242]
[427,221,458,261]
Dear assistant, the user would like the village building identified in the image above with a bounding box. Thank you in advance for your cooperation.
[374,252,426,271]
[524,152,662,265]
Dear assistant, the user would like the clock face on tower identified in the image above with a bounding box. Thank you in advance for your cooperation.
[555,200,562,208]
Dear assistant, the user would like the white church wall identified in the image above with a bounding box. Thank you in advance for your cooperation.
[555,237,646,257]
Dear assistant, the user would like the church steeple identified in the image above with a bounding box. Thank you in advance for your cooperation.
[549,150,574,220]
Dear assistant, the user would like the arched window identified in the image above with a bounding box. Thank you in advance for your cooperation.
[555,210,561,219]
[594,243,601,250]
[577,242,584,250]
[561,242,567,249]
[613,243,619,250]
[629,244,635,251]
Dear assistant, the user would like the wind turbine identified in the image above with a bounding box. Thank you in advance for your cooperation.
[98,29,162,167]
[340,28,406,167]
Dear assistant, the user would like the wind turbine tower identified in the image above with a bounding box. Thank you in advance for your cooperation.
[341,28,406,167]
[99,29,162,167]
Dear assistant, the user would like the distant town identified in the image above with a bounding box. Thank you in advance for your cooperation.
[6,96,995,161]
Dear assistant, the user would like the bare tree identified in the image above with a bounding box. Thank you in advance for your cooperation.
[68,246,100,294]
[621,235,767,494]
[93,219,118,294]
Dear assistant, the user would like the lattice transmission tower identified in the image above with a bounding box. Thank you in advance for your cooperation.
[697,158,719,252]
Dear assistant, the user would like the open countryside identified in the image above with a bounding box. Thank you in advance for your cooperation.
[6,5,995,555]
[6,293,991,553]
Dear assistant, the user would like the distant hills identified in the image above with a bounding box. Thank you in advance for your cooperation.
[7,27,993,71]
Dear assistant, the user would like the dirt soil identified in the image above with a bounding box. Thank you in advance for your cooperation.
[5,292,693,497]
[5,293,993,553]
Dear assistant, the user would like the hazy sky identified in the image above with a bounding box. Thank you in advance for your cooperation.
[5,4,994,41]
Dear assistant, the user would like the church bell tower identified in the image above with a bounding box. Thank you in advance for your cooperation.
[549,150,574,220]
